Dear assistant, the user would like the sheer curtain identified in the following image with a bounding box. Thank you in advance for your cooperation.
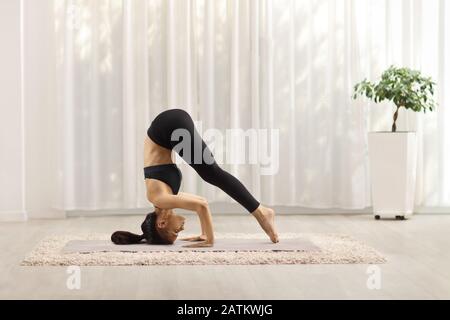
[51,0,450,211]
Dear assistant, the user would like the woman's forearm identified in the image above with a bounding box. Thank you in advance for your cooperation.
[197,211,207,236]
[200,217,207,236]
[197,205,214,244]
[148,192,214,243]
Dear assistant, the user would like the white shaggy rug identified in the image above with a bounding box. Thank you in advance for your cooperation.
[21,233,386,266]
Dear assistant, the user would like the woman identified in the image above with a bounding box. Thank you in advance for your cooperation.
[112,109,278,247]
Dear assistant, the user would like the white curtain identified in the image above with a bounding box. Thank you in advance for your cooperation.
[51,0,450,211]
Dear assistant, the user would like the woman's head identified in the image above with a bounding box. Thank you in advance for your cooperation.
[111,208,185,245]
[145,208,186,244]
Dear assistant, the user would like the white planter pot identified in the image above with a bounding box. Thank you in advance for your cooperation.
[368,132,418,220]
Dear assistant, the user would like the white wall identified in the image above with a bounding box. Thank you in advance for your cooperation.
[23,1,63,219]
[0,0,63,220]
[0,0,26,221]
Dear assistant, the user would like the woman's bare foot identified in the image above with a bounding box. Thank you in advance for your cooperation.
[251,205,279,243]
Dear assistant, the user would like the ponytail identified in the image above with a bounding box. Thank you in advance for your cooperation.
[111,231,145,245]
[111,212,171,245]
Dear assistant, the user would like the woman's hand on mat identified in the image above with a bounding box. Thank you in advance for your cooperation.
[180,234,207,242]
[182,240,214,248]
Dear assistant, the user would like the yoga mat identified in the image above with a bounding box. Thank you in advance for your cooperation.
[62,238,321,253]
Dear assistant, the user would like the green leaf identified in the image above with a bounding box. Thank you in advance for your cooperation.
[352,66,437,119]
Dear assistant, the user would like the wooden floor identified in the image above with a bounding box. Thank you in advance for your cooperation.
[1,214,449,300]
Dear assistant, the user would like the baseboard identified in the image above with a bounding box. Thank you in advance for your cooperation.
[66,208,150,217]
[415,207,450,214]
[65,204,450,218]
[0,211,28,222]
[26,208,66,219]
[66,204,375,217]
[0,209,66,220]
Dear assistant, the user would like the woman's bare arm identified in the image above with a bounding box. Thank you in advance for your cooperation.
[177,192,208,239]
[149,192,214,245]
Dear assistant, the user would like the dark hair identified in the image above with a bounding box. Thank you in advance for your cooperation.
[111,212,170,245]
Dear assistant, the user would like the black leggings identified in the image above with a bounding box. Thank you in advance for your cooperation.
[147,109,260,213]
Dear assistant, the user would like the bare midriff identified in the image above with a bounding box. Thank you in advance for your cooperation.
[143,136,174,167]
[143,136,176,197]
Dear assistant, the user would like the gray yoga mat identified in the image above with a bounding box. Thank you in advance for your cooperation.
[62,238,320,253]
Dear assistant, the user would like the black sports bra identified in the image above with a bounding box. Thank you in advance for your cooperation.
[144,164,182,195]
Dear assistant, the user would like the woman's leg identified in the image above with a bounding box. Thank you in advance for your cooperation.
[171,111,259,213]
[190,161,260,213]
[172,110,279,242]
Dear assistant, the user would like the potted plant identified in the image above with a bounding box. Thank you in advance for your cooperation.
[353,66,437,220]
